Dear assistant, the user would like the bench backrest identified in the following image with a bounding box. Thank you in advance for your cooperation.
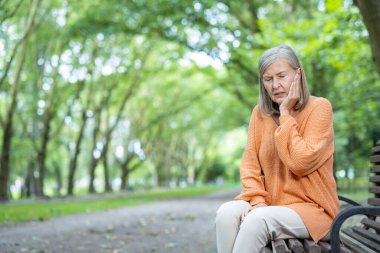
[369,140,380,206]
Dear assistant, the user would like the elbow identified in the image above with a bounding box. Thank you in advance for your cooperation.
[289,166,314,177]
[287,157,319,177]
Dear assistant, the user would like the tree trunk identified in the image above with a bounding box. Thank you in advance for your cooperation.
[120,167,130,190]
[102,131,112,192]
[20,157,36,198]
[0,0,41,201]
[355,0,380,75]
[88,155,100,193]
[67,110,88,195]
[0,32,28,201]
[53,162,62,196]
[35,108,53,197]
[120,154,143,190]
[88,111,101,193]
[88,92,110,193]
[120,155,134,190]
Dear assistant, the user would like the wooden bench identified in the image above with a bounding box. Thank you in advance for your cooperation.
[262,140,380,253]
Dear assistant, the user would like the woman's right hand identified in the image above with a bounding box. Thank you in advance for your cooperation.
[241,203,267,222]
[279,68,301,116]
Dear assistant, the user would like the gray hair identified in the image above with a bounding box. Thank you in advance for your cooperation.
[258,45,310,115]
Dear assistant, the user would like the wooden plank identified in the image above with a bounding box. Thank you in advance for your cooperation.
[272,239,290,253]
[261,246,272,253]
[361,218,380,233]
[340,231,377,253]
[370,175,380,183]
[372,145,380,154]
[370,155,380,163]
[370,165,380,173]
[369,186,380,194]
[340,246,355,253]
[303,239,321,253]
[317,241,331,253]
[353,226,380,244]
[288,239,304,253]
[342,228,380,252]
[368,197,380,206]
[318,241,354,253]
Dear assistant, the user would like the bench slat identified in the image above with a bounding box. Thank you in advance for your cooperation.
[288,238,304,253]
[369,186,380,194]
[303,239,321,253]
[260,247,272,253]
[341,231,378,253]
[371,165,380,174]
[317,241,331,253]
[372,145,380,154]
[371,155,380,163]
[368,198,380,206]
[361,218,380,233]
[370,175,380,183]
[318,241,353,253]
[342,228,380,252]
[353,226,380,244]
[272,239,290,253]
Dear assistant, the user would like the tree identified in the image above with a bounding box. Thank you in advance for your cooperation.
[0,0,42,200]
[355,0,380,75]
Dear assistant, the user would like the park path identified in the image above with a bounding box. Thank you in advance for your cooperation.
[0,187,240,253]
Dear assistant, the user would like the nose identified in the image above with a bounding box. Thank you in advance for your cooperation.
[272,77,281,89]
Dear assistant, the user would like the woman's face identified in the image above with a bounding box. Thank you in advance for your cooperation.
[262,60,298,105]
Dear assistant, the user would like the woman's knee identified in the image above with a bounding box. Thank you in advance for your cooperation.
[239,209,271,238]
[216,200,249,224]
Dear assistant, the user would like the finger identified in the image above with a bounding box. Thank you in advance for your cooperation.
[291,72,300,98]
[289,77,297,97]
[295,72,301,97]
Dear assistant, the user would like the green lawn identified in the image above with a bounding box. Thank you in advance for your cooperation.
[0,186,223,224]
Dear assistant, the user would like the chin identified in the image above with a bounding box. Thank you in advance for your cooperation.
[273,99,283,105]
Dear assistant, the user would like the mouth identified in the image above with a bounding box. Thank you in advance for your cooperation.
[274,92,286,97]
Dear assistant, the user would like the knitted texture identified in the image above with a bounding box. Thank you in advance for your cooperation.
[235,97,339,242]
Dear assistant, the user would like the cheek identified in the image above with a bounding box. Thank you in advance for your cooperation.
[283,78,292,91]
[263,83,272,93]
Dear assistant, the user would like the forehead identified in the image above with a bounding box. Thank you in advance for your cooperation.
[263,60,292,76]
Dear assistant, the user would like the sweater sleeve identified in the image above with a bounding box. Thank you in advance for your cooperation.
[274,98,334,177]
[235,107,271,205]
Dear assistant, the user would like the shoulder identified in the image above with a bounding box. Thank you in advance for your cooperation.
[251,105,268,122]
[306,96,333,112]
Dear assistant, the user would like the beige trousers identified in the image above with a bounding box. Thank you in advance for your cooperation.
[215,200,310,253]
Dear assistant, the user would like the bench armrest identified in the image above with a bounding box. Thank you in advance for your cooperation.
[338,195,361,206]
[330,206,380,252]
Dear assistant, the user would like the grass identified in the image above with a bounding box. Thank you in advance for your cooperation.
[0,185,223,224]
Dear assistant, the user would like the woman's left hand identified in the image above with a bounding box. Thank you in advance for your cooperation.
[241,203,267,222]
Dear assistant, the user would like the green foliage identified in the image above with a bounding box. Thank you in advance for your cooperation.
[0,0,379,199]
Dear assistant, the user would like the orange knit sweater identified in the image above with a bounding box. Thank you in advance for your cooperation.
[235,97,339,242]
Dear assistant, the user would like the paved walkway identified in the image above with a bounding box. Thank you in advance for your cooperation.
[0,187,240,253]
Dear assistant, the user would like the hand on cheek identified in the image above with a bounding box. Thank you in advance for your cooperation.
[280,69,301,116]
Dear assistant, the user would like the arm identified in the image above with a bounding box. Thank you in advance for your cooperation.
[235,107,271,206]
[274,98,334,176]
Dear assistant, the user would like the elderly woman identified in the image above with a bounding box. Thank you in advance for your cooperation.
[215,45,339,253]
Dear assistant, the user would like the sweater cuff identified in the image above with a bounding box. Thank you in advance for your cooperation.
[279,114,293,125]
[249,197,267,206]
